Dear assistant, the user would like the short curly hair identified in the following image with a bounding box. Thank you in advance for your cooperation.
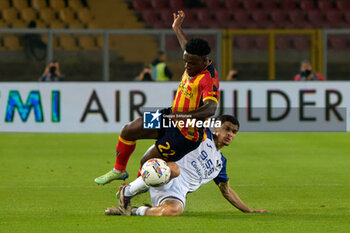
[216,115,240,129]
[185,38,211,56]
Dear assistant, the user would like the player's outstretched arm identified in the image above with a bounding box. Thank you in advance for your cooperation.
[172,10,188,51]
[218,182,268,213]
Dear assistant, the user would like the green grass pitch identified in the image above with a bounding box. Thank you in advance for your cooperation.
[0,133,349,233]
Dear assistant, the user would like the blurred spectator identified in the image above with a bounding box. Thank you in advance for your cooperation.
[137,66,154,81]
[39,61,65,81]
[151,51,172,81]
[226,69,238,81]
[294,60,326,81]
[23,21,46,61]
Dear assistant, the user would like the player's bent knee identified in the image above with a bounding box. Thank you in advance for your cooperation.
[120,124,129,137]
[120,118,142,140]
[161,205,183,216]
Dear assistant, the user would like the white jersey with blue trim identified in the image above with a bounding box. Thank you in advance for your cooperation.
[175,131,228,192]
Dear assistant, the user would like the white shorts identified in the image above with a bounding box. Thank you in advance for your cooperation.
[149,175,189,209]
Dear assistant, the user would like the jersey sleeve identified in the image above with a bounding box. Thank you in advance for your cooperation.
[200,73,219,104]
[213,154,229,185]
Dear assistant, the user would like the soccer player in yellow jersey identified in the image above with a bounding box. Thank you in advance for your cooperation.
[95,10,220,185]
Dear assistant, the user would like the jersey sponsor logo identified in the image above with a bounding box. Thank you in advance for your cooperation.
[190,160,203,183]
[196,150,215,178]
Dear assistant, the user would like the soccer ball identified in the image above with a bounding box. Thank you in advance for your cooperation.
[141,158,171,187]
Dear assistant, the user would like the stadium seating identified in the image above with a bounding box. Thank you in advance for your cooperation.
[206,0,222,9]
[242,0,260,10]
[344,12,350,24]
[32,0,47,10]
[336,0,350,10]
[255,35,268,50]
[78,35,98,50]
[68,0,84,10]
[58,35,79,50]
[3,35,22,50]
[288,10,307,28]
[140,10,158,25]
[0,1,10,9]
[328,35,348,50]
[307,10,326,28]
[2,8,19,22]
[169,0,184,10]
[77,8,94,24]
[40,8,56,22]
[318,0,334,12]
[232,10,251,26]
[129,0,350,30]
[260,1,278,10]
[21,8,37,24]
[50,0,66,11]
[35,20,47,28]
[280,0,297,10]
[215,10,232,27]
[325,10,345,28]
[132,0,150,11]
[292,35,310,50]
[300,0,316,11]
[59,8,75,23]
[49,20,65,29]
[159,9,174,24]
[270,11,289,28]
[0,20,8,28]
[223,0,241,10]
[150,0,168,9]
[86,21,99,29]
[195,9,212,22]
[11,20,26,28]
[234,35,255,50]
[275,36,293,50]
[251,11,272,27]
[13,0,29,10]
[68,21,84,29]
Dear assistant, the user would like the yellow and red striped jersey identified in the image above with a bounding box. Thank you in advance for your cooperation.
[172,61,219,142]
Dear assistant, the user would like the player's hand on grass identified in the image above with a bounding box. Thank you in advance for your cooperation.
[172,10,185,29]
[105,206,121,215]
[252,209,268,213]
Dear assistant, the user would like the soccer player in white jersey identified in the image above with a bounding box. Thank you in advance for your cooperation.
[105,115,268,216]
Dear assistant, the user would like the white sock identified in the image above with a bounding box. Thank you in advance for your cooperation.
[112,168,121,173]
[136,206,149,216]
[126,176,149,197]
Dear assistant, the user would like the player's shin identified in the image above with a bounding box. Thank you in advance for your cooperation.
[114,136,136,171]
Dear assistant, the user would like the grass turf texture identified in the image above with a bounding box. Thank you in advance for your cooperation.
[0,133,349,233]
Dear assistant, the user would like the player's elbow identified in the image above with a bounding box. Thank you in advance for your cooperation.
[204,100,217,117]
[207,107,216,117]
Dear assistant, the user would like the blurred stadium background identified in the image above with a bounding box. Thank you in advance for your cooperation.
[1,1,350,232]
[0,0,350,81]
